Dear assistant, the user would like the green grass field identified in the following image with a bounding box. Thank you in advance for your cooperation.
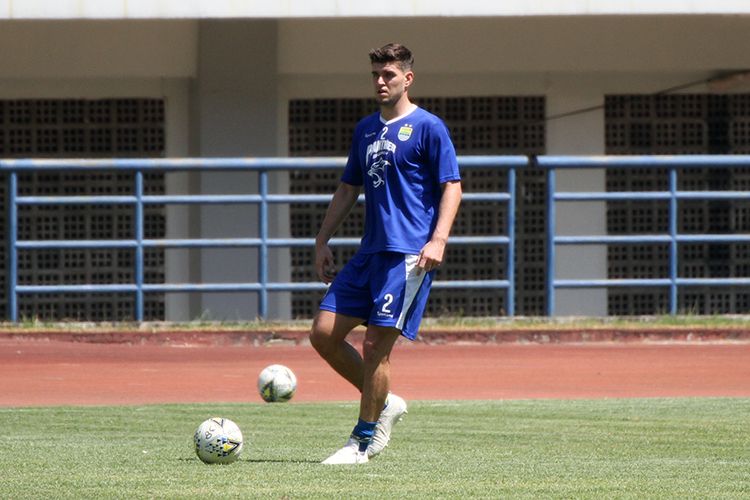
[1,398,748,499]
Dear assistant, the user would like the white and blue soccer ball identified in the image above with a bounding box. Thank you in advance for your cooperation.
[194,417,244,464]
[257,364,297,403]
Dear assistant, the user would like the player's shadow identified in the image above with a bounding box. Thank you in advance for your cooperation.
[245,458,320,464]
[178,457,319,464]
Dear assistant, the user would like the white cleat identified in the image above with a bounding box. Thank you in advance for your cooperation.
[321,438,369,465]
[368,393,408,458]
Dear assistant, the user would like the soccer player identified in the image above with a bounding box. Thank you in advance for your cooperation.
[310,43,462,464]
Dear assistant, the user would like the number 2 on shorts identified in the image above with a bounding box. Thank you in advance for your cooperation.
[381,293,394,314]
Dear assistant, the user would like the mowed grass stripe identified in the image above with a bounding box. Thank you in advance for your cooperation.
[0,398,748,498]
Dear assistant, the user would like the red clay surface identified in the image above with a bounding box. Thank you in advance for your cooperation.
[1,336,749,406]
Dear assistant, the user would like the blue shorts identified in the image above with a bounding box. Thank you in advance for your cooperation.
[319,251,434,340]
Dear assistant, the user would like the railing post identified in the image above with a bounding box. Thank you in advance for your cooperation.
[134,170,145,321]
[8,172,18,322]
[258,170,269,319]
[668,167,678,314]
[545,167,556,316]
[506,166,516,316]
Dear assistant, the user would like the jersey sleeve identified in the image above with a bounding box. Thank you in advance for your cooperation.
[427,119,461,183]
[341,126,364,186]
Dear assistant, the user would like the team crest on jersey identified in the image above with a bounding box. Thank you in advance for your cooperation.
[397,124,413,142]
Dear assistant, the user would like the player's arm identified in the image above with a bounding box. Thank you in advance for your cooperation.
[315,182,361,283]
[417,180,462,273]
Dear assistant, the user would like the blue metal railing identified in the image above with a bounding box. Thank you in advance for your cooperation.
[2,156,525,322]
[540,155,750,316]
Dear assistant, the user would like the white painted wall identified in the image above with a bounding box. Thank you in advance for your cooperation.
[278,16,750,74]
[0,21,196,78]
[2,0,750,19]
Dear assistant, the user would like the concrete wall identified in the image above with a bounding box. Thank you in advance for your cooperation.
[3,0,749,19]
[275,16,749,315]
[277,16,750,74]
[2,15,749,318]
[191,20,290,320]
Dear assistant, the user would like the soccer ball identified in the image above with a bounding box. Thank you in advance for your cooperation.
[194,417,244,464]
[257,364,297,402]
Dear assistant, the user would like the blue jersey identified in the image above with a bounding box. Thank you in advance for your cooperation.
[341,106,460,254]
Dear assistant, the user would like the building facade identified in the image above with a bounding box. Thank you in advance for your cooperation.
[2,2,750,320]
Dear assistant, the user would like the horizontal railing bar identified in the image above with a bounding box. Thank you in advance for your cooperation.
[1,157,348,171]
[16,195,137,205]
[0,155,526,172]
[150,194,352,204]
[13,238,359,249]
[15,280,511,294]
[146,283,338,292]
[16,236,510,250]
[17,190,744,207]
[16,240,138,249]
[443,236,510,245]
[676,191,750,200]
[555,234,750,244]
[555,235,671,244]
[458,156,529,167]
[15,192,512,206]
[432,280,509,289]
[14,194,347,205]
[20,276,750,294]
[677,234,750,243]
[142,238,363,248]
[555,277,750,288]
[554,279,672,288]
[8,155,750,172]
[676,278,750,286]
[145,284,261,292]
[557,191,750,201]
[537,155,750,169]
[556,192,671,201]
[15,284,140,293]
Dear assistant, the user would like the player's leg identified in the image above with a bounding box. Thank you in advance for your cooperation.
[309,310,366,391]
[363,327,408,459]
[321,324,401,465]
[311,251,372,392]
[351,325,403,458]
[359,324,401,422]
[316,252,379,464]
[363,253,430,457]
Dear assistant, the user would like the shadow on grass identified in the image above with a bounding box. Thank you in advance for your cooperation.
[245,459,320,464]
[178,457,320,464]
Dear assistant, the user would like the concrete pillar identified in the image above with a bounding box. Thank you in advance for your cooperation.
[163,78,198,321]
[546,76,608,316]
[191,20,290,320]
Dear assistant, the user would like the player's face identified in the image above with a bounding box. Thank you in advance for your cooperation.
[371,62,413,107]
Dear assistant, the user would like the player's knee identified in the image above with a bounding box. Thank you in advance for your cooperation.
[362,337,390,366]
[361,339,377,365]
[309,320,334,355]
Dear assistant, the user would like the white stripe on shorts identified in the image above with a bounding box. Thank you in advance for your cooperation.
[396,254,426,330]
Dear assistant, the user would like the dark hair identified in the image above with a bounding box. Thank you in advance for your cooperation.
[368,43,414,72]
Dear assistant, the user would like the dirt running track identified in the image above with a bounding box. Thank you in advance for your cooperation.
[1,336,749,407]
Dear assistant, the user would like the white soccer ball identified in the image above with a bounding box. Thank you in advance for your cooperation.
[194,417,244,464]
[257,364,297,403]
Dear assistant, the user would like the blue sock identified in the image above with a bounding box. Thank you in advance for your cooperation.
[351,418,377,453]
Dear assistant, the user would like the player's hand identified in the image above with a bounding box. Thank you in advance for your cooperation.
[417,238,446,274]
[315,242,337,284]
